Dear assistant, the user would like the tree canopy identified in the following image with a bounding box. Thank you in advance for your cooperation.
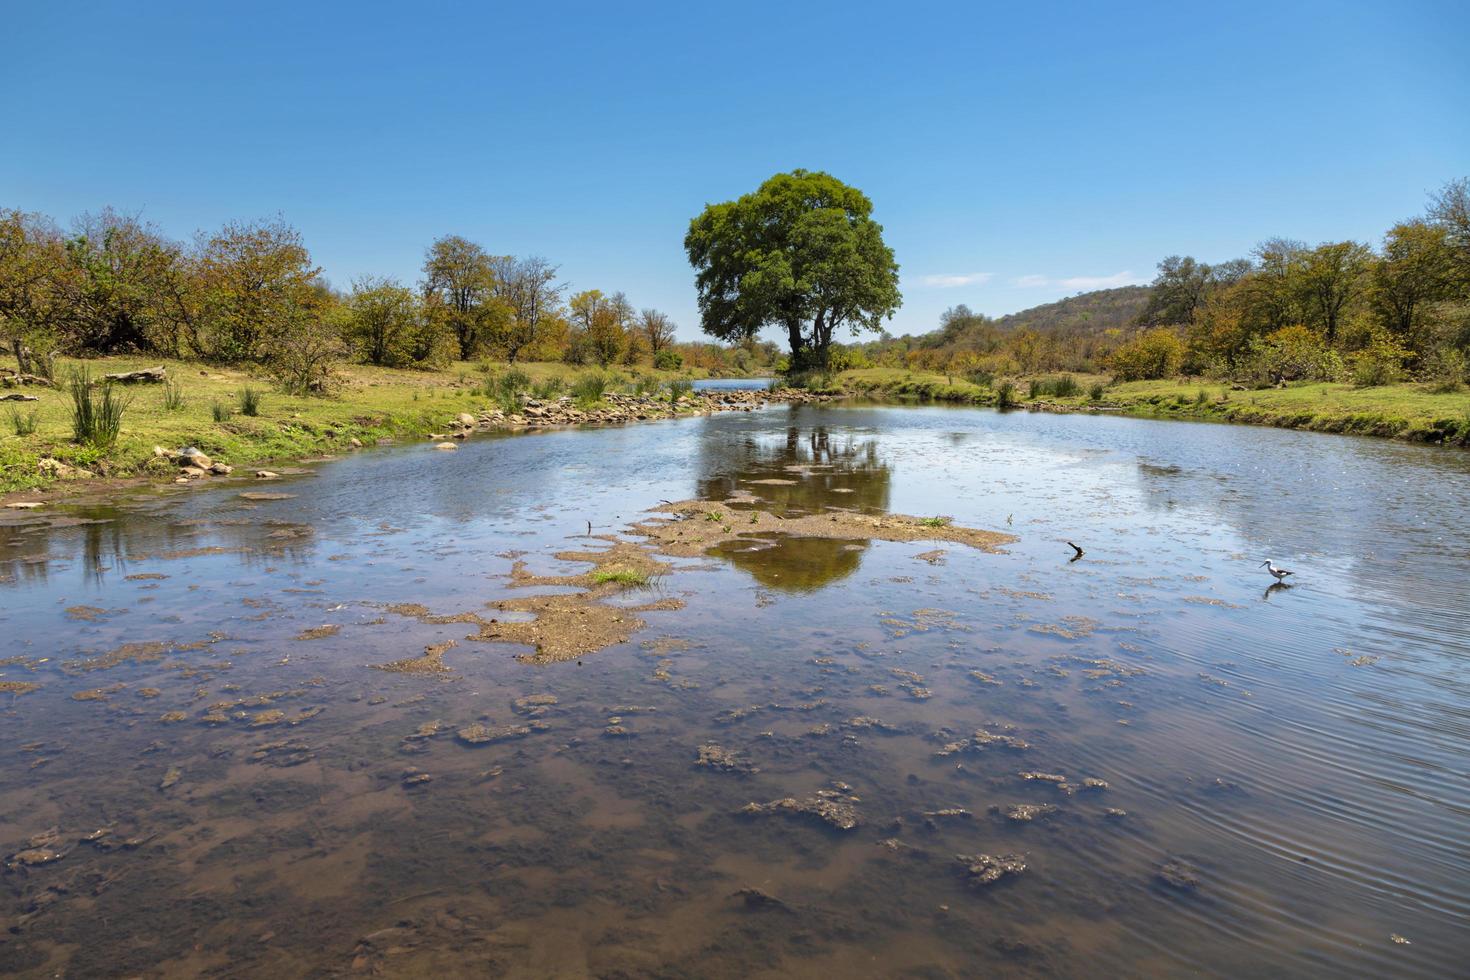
[684,170,901,369]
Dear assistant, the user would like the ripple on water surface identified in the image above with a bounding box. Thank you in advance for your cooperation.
[0,404,1466,976]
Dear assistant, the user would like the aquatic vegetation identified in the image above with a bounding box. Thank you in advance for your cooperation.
[590,568,651,587]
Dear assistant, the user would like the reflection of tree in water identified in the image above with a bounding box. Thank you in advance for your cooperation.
[697,425,892,516]
[696,425,893,591]
[708,534,868,592]
[0,502,317,585]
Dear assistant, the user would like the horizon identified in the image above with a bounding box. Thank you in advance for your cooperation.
[5,1,1467,344]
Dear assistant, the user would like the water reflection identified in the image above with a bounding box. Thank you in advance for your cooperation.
[692,423,892,590]
[2,404,1469,977]
[696,423,892,515]
[707,533,868,592]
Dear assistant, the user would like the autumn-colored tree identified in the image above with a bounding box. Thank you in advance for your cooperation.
[422,235,502,359]
[0,209,68,374]
[1371,221,1454,347]
[192,218,323,363]
[344,276,426,367]
[60,209,183,354]
[640,308,676,354]
[490,255,562,362]
[1297,241,1373,343]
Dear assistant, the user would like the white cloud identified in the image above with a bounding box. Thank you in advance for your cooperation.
[1014,271,1143,290]
[919,272,993,288]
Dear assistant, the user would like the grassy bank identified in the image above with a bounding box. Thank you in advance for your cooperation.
[828,368,1470,446]
[1,357,705,495]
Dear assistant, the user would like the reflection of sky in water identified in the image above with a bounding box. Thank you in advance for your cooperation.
[1,404,1467,976]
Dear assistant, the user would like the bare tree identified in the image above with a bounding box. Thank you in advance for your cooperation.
[639,308,676,353]
[490,255,563,362]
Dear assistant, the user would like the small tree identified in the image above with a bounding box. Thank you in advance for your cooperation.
[345,276,421,367]
[640,308,676,354]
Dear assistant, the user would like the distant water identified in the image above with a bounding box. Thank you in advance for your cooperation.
[1,403,1467,976]
[693,376,774,391]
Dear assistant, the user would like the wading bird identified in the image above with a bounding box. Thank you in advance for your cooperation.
[1260,559,1293,583]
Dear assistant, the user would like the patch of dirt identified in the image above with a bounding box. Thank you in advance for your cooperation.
[631,500,1015,558]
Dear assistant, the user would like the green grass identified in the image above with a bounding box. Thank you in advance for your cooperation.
[590,568,652,587]
[0,355,710,495]
[7,406,39,436]
[239,386,262,416]
[918,515,952,528]
[828,367,1470,447]
[570,372,608,407]
[68,369,130,449]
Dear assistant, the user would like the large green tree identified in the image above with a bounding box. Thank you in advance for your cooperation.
[685,170,901,369]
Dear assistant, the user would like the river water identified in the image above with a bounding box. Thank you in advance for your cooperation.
[1,404,1466,977]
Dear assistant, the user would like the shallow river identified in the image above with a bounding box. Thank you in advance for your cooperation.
[2,404,1467,977]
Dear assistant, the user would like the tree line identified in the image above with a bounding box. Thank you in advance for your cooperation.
[0,209,779,393]
[841,178,1470,389]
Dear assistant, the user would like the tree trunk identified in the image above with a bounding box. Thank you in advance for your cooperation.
[12,339,31,375]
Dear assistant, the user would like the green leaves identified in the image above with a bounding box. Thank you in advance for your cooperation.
[686,170,901,368]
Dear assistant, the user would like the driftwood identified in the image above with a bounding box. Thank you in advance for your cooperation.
[0,372,55,388]
[103,366,167,384]
[0,392,40,401]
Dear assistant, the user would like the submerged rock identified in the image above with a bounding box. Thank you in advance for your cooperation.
[957,852,1027,887]
[1157,859,1201,890]
[696,743,758,774]
[999,803,1057,822]
[741,785,860,830]
[456,722,533,745]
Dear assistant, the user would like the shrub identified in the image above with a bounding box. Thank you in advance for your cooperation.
[1239,325,1340,385]
[531,378,564,400]
[995,380,1018,409]
[653,349,683,371]
[1109,327,1186,381]
[965,368,994,388]
[211,400,230,422]
[239,387,262,416]
[570,372,607,406]
[497,367,531,398]
[1052,374,1080,397]
[1088,382,1105,401]
[1195,388,1210,405]
[162,380,185,411]
[7,406,38,436]
[1350,331,1410,387]
[1425,347,1468,392]
[1027,379,1046,400]
[69,369,129,449]
[666,378,694,403]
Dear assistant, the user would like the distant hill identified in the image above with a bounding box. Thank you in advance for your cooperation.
[993,285,1150,335]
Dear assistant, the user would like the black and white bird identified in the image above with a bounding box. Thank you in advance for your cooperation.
[1260,559,1293,583]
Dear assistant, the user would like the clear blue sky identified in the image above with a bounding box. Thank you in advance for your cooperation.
[4,1,1467,342]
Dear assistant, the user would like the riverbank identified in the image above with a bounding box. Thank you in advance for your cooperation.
[0,356,788,499]
[829,368,1470,446]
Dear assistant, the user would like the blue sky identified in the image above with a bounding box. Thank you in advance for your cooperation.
[4,1,1467,343]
